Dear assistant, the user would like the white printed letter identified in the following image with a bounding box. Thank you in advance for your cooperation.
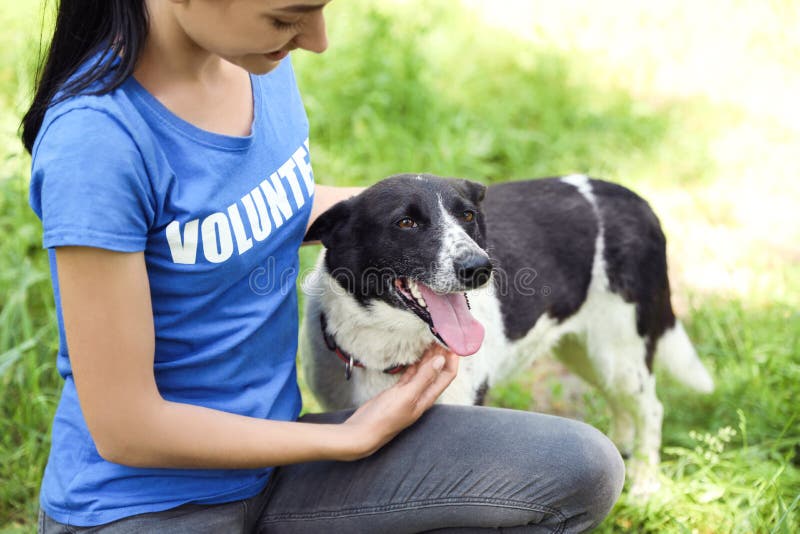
[259,172,294,228]
[278,159,305,209]
[201,212,234,263]
[242,187,272,241]
[227,203,253,255]
[166,219,199,265]
[292,141,315,198]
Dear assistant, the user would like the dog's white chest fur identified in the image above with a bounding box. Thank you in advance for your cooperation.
[301,257,507,407]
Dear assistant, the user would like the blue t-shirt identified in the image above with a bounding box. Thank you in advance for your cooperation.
[29,58,313,526]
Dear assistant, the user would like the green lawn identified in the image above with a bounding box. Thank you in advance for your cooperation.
[2,1,798,532]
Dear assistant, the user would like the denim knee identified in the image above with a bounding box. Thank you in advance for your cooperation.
[562,421,626,530]
[498,414,625,531]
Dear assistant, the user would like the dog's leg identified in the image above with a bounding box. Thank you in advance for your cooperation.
[555,334,645,462]
[603,356,663,497]
[606,399,635,459]
[565,318,662,496]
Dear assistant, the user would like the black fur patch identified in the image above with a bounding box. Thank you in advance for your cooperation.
[474,379,490,406]
[482,178,598,340]
[591,180,676,370]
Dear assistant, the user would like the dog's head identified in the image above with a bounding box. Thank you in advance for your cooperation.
[305,174,492,356]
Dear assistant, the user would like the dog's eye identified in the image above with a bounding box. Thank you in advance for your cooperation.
[462,210,475,223]
[397,217,418,229]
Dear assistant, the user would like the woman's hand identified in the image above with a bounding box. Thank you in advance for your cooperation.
[339,343,459,460]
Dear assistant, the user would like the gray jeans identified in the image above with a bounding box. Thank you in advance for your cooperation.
[39,405,625,533]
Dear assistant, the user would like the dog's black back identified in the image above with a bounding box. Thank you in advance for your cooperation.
[484,178,675,367]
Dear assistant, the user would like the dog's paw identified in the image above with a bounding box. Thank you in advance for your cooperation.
[608,410,636,457]
[626,460,662,498]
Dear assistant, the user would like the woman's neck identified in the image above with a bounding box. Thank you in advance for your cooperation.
[134,1,254,137]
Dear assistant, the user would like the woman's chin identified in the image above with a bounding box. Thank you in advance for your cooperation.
[227,54,284,75]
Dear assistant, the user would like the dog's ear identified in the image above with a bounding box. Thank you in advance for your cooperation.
[304,198,353,248]
[453,179,487,205]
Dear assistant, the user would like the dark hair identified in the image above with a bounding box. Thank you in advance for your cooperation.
[20,0,148,154]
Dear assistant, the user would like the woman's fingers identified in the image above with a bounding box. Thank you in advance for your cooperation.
[397,362,418,385]
[399,344,458,410]
[341,344,460,459]
[397,342,443,385]
[416,350,459,408]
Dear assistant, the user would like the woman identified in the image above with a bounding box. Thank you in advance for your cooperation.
[22,1,624,532]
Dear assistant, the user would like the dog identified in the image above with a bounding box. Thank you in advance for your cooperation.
[300,173,714,493]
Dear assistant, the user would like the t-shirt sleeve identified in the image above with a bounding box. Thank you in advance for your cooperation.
[29,106,155,252]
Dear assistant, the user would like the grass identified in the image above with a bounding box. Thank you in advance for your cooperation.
[2,0,799,532]
[489,300,800,532]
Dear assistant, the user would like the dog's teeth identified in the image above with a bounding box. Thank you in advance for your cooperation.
[407,281,427,308]
[409,281,422,299]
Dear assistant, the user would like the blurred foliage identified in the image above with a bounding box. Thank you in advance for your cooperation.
[294,1,695,186]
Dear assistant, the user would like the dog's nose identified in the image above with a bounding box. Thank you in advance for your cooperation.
[454,254,492,289]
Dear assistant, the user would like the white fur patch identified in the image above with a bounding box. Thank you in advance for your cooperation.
[561,173,593,199]
[432,199,490,291]
[301,252,503,408]
[655,322,715,393]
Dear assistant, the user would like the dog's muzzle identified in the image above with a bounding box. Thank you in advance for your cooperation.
[454,253,492,289]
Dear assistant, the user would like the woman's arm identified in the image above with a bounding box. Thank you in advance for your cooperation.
[304,184,364,240]
[56,246,457,468]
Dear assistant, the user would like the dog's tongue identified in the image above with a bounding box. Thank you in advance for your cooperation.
[417,284,485,356]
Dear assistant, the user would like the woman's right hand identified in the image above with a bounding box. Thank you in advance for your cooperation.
[339,344,459,460]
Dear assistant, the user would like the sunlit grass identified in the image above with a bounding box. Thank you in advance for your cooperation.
[490,299,799,532]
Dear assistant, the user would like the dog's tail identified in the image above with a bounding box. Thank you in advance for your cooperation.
[653,321,714,393]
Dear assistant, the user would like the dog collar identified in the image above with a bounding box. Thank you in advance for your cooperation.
[319,313,408,380]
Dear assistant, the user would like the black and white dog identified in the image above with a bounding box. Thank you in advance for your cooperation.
[301,173,714,492]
